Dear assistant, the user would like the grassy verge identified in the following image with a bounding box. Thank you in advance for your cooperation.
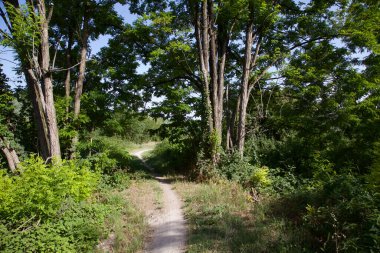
[174,180,311,253]
[98,150,163,252]
[96,177,147,253]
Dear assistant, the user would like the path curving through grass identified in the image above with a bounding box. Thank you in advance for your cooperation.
[131,148,187,253]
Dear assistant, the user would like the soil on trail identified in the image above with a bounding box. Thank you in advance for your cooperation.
[132,148,187,253]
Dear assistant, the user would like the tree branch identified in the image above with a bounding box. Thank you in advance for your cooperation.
[46,3,53,24]
[0,27,12,40]
[50,59,90,73]
[0,7,12,32]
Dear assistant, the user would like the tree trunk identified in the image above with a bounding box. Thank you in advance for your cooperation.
[73,32,88,118]
[64,30,73,121]
[237,22,254,156]
[0,137,20,172]
[39,0,61,159]
[3,0,62,161]
[70,14,89,159]
[1,147,16,172]
[192,0,230,164]
[25,68,50,159]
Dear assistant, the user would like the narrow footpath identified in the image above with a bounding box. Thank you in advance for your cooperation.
[132,149,187,253]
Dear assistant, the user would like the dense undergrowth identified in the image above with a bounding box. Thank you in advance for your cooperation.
[175,177,379,253]
[153,138,380,252]
[0,136,149,252]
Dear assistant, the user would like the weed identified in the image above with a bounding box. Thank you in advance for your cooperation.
[174,180,312,253]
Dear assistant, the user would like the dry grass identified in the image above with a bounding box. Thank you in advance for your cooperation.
[174,180,310,253]
[97,178,163,253]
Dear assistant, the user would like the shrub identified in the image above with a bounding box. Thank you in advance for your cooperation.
[0,156,99,224]
[99,170,131,190]
[249,166,272,188]
[77,134,132,174]
[303,175,380,252]
[0,156,108,252]
[145,139,190,174]
[217,152,256,184]
[0,196,126,253]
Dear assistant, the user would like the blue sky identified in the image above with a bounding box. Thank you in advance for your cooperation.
[0,2,138,88]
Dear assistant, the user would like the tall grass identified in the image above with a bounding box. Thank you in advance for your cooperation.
[174,180,311,253]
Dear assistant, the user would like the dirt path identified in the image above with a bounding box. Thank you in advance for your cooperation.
[132,148,187,253]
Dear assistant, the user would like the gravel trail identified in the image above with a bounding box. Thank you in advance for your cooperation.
[132,148,187,253]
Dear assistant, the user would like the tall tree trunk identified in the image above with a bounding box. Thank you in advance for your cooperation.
[237,22,254,156]
[208,0,222,163]
[70,14,89,159]
[64,30,73,121]
[192,0,230,165]
[39,0,61,159]
[193,0,213,134]
[25,68,50,159]
[225,82,231,151]
[3,0,62,161]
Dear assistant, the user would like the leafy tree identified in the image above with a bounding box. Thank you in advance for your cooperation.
[49,0,125,158]
[0,0,61,160]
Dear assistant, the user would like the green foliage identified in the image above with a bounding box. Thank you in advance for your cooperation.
[77,133,133,174]
[217,153,256,184]
[217,153,299,194]
[102,113,162,143]
[0,156,114,252]
[0,151,147,253]
[0,65,27,167]
[302,175,380,252]
[145,139,186,174]
[249,166,272,189]
[0,186,135,253]
[0,3,41,59]
[0,156,99,223]
[369,141,380,193]
[99,170,131,190]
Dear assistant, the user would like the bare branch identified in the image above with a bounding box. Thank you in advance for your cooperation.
[46,4,53,24]
[251,36,262,69]
[289,36,328,51]
[248,59,279,95]
[0,7,12,32]
[50,59,90,73]
[0,57,17,64]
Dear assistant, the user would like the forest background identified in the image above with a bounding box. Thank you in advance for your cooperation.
[0,0,379,252]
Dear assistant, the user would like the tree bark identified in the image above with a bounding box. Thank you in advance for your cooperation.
[73,28,88,118]
[0,147,16,172]
[3,0,62,161]
[64,30,73,120]
[192,0,230,164]
[39,0,61,159]
[237,22,254,156]
[70,13,89,159]
[0,137,20,172]
[24,68,50,159]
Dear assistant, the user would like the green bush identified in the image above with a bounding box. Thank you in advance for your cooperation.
[77,134,132,174]
[0,195,127,253]
[303,175,380,252]
[0,156,116,252]
[99,170,131,190]
[249,166,272,188]
[0,156,99,223]
[217,152,256,184]
[145,139,190,174]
